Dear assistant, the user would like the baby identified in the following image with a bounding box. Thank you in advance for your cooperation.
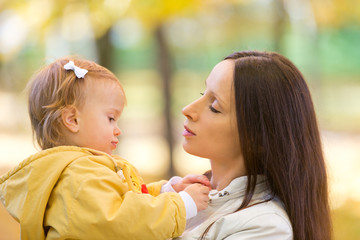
[0,57,210,240]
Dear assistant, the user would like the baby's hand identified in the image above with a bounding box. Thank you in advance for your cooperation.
[184,183,210,212]
[172,174,211,192]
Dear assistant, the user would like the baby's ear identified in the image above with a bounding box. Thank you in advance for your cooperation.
[61,105,79,133]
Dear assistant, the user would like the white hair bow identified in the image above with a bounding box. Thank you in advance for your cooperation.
[64,60,88,78]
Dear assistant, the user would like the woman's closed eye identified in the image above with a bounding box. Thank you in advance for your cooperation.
[209,105,221,113]
[200,92,221,113]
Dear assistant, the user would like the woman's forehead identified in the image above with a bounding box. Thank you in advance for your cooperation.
[206,60,233,82]
[206,60,234,95]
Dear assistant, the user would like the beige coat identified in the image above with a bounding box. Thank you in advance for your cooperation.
[0,146,186,240]
[176,176,293,240]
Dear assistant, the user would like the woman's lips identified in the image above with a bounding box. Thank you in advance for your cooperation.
[183,126,196,137]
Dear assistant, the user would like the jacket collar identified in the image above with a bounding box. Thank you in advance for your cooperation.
[208,175,270,205]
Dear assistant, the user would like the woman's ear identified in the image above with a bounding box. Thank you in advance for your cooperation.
[61,106,79,133]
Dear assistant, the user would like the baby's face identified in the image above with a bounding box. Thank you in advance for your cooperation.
[74,79,125,155]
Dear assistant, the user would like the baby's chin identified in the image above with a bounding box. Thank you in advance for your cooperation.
[94,147,113,156]
[105,150,114,155]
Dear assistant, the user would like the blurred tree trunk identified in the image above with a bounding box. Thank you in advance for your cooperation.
[0,61,14,91]
[273,0,286,53]
[96,29,113,71]
[155,24,175,178]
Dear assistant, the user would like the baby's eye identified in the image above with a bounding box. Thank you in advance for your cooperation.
[209,105,221,114]
[108,117,115,122]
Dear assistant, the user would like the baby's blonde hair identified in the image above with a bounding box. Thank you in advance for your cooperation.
[27,56,125,150]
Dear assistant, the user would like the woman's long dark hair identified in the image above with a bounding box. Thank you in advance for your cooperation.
[223,51,332,240]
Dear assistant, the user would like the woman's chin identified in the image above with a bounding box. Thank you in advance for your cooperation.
[182,142,196,155]
[182,143,208,159]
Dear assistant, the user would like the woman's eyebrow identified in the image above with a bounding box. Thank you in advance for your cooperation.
[205,79,226,107]
[206,90,226,107]
[214,92,226,106]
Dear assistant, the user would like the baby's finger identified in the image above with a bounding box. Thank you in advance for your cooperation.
[199,185,210,194]
[183,174,199,183]
[196,175,211,188]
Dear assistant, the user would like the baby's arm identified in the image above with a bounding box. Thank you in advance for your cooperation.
[158,175,210,219]
[161,174,211,193]
[48,160,188,240]
[174,174,211,192]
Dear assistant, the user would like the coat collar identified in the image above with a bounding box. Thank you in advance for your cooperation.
[208,175,270,205]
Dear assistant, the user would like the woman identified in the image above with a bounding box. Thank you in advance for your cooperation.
[178,51,332,240]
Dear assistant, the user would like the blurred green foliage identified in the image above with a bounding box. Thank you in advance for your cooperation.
[0,1,360,239]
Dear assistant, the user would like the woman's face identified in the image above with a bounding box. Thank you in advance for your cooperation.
[182,60,242,163]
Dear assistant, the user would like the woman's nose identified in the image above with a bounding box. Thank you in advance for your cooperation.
[182,101,198,121]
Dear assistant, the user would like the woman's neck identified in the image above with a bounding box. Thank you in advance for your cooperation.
[209,158,246,191]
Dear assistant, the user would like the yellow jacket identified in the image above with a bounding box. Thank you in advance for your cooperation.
[0,146,186,240]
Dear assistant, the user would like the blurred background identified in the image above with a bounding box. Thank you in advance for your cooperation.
[0,0,359,239]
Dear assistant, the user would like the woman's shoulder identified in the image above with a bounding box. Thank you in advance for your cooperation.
[241,197,290,224]
[211,198,293,240]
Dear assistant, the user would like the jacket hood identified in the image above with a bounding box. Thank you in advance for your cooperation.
[0,146,118,239]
